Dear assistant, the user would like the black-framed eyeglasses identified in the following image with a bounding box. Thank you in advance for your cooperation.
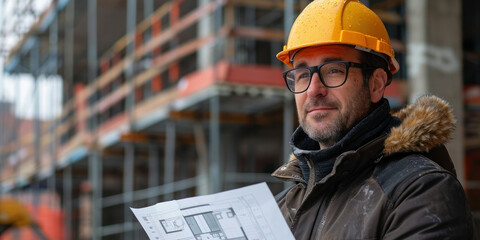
[283,61,370,94]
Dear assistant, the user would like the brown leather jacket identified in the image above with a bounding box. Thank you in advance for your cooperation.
[272,96,475,239]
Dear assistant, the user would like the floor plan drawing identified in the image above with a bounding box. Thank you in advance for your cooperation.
[131,183,294,240]
[182,205,246,240]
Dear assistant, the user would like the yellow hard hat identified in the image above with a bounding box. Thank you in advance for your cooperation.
[277,0,400,74]
[0,198,33,227]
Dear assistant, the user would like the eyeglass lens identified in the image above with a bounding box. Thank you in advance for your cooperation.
[285,62,348,92]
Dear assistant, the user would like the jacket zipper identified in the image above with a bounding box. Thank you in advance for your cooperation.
[314,196,336,239]
[304,157,339,239]
[304,157,316,201]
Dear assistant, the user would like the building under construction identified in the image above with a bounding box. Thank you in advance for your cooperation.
[0,0,479,239]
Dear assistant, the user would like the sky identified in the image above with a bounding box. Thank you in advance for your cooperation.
[0,0,62,120]
[0,68,63,120]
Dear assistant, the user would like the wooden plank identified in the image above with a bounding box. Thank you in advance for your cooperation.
[58,98,75,119]
[100,2,172,59]
[0,142,17,155]
[5,2,56,65]
[96,84,129,113]
[119,132,196,145]
[78,84,128,122]
[168,110,272,125]
[229,0,285,9]
[132,87,178,121]
[57,132,92,160]
[135,2,171,34]
[391,39,406,53]
[88,2,173,99]
[135,0,226,59]
[56,117,75,136]
[133,33,218,88]
[371,0,406,10]
[96,57,128,91]
[177,61,228,98]
[97,113,128,137]
[232,26,284,41]
[374,9,403,25]
[83,0,225,105]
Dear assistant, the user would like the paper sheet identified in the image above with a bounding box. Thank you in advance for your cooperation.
[131,182,294,240]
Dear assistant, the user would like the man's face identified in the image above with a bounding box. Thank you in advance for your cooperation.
[292,45,373,149]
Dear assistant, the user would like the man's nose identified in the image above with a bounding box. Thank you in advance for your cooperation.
[306,73,327,97]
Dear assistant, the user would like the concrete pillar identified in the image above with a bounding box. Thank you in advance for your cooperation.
[197,0,214,69]
[406,0,464,185]
[194,123,209,196]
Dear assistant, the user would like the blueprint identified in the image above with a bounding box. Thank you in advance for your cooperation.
[131,182,294,240]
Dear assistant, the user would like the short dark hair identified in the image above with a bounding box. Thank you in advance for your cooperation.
[359,50,392,86]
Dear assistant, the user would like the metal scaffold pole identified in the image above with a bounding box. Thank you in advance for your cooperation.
[164,121,176,200]
[0,0,4,169]
[283,94,294,165]
[283,0,295,166]
[125,0,136,125]
[48,7,58,196]
[87,0,101,239]
[88,151,102,240]
[124,1,137,237]
[63,1,74,237]
[143,0,154,60]
[64,0,75,99]
[63,165,72,239]
[194,123,209,196]
[282,0,296,191]
[209,95,221,193]
[198,0,214,69]
[284,0,295,40]
[148,144,159,205]
[124,142,135,239]
[144,0,154,27]
[31,41,42,188]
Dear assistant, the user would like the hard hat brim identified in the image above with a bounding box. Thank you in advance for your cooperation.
[276,41,400,74]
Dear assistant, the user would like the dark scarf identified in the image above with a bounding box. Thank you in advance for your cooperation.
[291,98,401,182]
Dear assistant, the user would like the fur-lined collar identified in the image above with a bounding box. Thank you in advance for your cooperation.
[273,95,456,181]
[383,95,455,156]
[283,95,455,161]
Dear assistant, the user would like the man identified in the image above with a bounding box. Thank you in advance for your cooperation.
[272,0,475,239]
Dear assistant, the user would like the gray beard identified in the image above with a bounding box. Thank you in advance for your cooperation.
[299,87,371,148]
[301,112,346,148]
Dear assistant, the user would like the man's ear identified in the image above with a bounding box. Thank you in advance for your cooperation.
[369,68,388,103]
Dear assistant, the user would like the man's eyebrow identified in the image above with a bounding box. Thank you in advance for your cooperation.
[294,61,308,68]
[323,57,343,62]
[293,56,344,68]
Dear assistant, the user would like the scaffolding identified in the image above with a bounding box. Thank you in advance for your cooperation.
[0,0,299,238]
[1,0,478,239]
[0,0,47,57]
